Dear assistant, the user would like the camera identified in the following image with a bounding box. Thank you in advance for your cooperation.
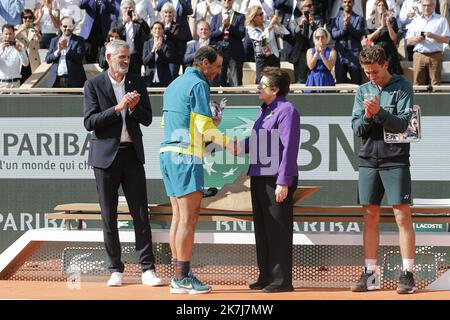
[303,11,309,20]
[127,9,133,18]
[420,31,425,37]
[8,40,16,46]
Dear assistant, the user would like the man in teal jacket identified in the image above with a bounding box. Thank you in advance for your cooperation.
[351,45,417,294]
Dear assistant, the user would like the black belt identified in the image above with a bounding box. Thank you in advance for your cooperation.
[119,142,133,148]
[0,78,20,82]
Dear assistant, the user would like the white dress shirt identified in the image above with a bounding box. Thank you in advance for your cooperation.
[399,0,423,28]
[406,12,450,53]
[107,72,133,143]
[54,35,71,76]
[125,21,136,54]
[0,45,29,80]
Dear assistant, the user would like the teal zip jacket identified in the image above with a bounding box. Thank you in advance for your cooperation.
[351,74,413,167]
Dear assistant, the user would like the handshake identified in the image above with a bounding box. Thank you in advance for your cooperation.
[226,139,243,156]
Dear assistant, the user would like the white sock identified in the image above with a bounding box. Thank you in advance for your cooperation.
[365,259,378,272]
[402,259,414,272]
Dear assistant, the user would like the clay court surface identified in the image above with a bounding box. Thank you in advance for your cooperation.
[0,281,449,300]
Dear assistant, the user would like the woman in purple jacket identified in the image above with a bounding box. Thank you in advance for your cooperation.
[244,67,300,293]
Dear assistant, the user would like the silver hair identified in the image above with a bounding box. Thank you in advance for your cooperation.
[161,2,176,14]
[120,0,136,10]
[105,40,130,57]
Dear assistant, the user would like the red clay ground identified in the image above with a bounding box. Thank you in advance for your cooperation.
[0,281,449,300]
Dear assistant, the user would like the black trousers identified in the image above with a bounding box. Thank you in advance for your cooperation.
[220,48,243,87]
[255,54,280,84]
[93,145,155,273]
[250,176,298,288]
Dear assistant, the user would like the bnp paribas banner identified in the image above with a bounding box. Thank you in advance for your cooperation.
[0,108,449,183]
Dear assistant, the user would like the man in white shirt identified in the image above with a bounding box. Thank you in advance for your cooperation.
[0,23,29,88]
[45,16,87,87]
[406,0,450,85]
[83,39,163,287]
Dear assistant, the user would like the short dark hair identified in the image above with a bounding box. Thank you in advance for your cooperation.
[21,9,34,20]
[193,45,222,67]
[261,67,291,96]
[2,24,14,32]
[151,21,164,30]
[60,16,75,25]
[359,45,387,65]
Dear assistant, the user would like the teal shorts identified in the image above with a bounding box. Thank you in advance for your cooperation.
[160,151,204,197]
[358,166,411,205]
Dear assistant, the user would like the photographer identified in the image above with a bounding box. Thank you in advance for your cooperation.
[289,0,324,84]
[0,23,29,88]
[15,9,41,83]
[110,0,150,75]
[406,0,450,85]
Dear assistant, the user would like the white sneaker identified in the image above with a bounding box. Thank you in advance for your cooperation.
[107,272,123,286]
[142,269,164,286]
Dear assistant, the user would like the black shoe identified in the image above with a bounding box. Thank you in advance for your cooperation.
[350,268,380,292]
[203,187,218,198]
[397,271,417,294]
[249,281,267,290]
[262,284,294,293]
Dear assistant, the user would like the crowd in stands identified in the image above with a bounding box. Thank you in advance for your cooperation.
[1,0,450,89]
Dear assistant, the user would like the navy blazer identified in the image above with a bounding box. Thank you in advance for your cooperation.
[156,0,193,42]
[45,34,87,87]
[142,39,174,87]
[79,0,117,40]
[83,71,152,168]
[331,12,365,57]
[210,11,245,62]
[183,40,221,66]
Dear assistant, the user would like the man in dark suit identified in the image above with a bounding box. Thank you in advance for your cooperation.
[210,0,245,86]
[83,39,163,287]
[274,0,301,61]
[45,16,87,88]
[184,20,220,85]
[331,0,364,84]
[79,0,118,63]
[110,0,150,75]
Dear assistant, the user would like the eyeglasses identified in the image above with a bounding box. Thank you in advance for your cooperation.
[23,16,33,20]
[62,25,74,29]
[257,79,270,89]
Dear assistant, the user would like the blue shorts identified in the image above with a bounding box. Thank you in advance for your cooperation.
[160,151,204,197]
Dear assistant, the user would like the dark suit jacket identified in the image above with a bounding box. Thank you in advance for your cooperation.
[274,0,301,29]
[183,40,221,66]
[110,19,150,62]
[210,10,245,62]
[331,12,365,59]
[84,71,152,168]
[45,34,87,87]
[156,0,193,42]
[79,0,117,40]
[142,39,174,86]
